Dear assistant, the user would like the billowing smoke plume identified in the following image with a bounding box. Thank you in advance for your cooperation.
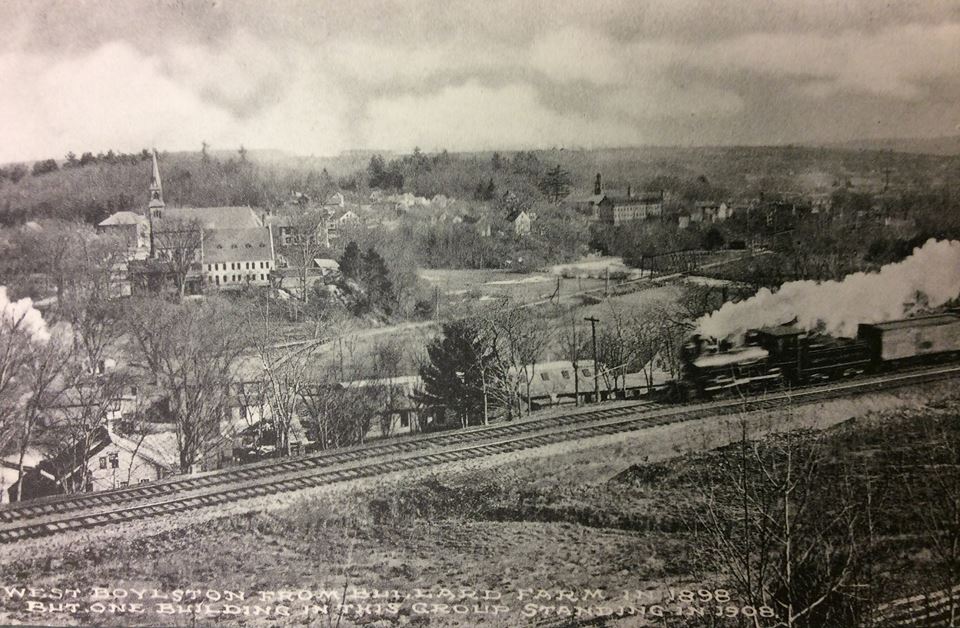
[698,239,960,341]
[0,286,49,343]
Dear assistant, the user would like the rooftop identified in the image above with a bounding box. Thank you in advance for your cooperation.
[861,313,960,331]
[203,228,274,263]
[99,211,147,227]
[162,206,262,230]
[604,194,663,205]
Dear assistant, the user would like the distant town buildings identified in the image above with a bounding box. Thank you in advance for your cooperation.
[97,150,277,294]
[597,190,665,225]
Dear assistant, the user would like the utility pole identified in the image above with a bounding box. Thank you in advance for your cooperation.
[584,316,600,403]
[570,315,581,407]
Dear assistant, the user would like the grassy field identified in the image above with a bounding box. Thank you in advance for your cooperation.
[420,268,609,306]
[2,382,958,627]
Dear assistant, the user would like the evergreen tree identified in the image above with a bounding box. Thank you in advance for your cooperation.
[361,247,393,313]
[418,319,493,427]
[367,154,387,188]
[484,178,496,201]
[540,164,572,203]
[339,241,363,280]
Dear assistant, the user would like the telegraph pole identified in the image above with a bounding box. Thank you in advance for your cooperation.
[584,316,600,402]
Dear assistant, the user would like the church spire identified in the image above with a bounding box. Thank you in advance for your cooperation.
[148,149,164,219]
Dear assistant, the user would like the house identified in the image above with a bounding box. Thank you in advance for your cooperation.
[266,211,331,249]
[202,227,276,288]
[232,415,311,463]
[312,258,341,277]
[340,375,432,439]
[324,191,345,209]
[327,209,360,240]
[695,201,730,223]
[597,190,664,226]
[97,211,150,251]
[507,209,531,236]
[7,426,175,502]
[0,449,42,504]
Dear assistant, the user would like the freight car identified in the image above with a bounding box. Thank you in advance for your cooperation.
[682,312,960,397]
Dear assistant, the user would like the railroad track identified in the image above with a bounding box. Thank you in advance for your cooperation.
[2,364,958,544]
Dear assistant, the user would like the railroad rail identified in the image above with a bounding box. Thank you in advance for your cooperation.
[1,364,958,544]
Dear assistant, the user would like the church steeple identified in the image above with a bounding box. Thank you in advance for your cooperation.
[148,149,164,220]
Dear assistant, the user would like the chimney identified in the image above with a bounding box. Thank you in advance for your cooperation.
[627,185,632,199]
[594,173,602,195]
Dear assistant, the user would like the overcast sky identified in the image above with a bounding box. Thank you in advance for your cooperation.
[1,0,959,162]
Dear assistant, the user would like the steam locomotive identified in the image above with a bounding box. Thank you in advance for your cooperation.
[681,312,960,397]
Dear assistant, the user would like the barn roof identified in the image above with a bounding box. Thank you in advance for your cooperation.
[203,228,274,263]
[162,206,262,230]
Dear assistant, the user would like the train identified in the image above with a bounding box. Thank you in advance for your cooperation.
[680,311,960,398]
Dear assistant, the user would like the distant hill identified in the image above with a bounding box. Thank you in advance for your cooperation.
[817,135,960,156]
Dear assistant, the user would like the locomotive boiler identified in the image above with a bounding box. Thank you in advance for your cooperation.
[682,312,960,397]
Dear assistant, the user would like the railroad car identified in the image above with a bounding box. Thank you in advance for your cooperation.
[681,312,960,397]
[858,314,960,367]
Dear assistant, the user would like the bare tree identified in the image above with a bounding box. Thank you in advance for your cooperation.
[278,202,333,303]
[370,338,405,437]
[12,326,74,501]
[0,290,45,454]
[151,217,205,299]
[8,220,127,306]
[900,413,960,626]
[690,416,866,627]
[560,308,590,406]
[298,339,377,450]
[241,304,317,457]
[653,301,695,382]
[625,312,661,389]
[486,303,553,416]
[125,297,245,473]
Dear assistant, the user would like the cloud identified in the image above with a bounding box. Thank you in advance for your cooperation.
[0,38,349,162]
[362,81,642,150]
[527,27,680,85]
[605,83,744,119]
[0,42,236,162]
[699,22,960,100]
[2,3,960,161]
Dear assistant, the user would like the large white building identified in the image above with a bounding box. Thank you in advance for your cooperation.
[98,150,277,292]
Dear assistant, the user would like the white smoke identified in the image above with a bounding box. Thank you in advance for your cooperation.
[698,238,960,340]
[0,286,50,344]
